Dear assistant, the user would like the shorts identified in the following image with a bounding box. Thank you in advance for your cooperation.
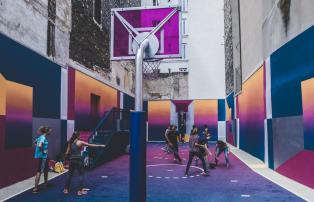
[37,158,49,173]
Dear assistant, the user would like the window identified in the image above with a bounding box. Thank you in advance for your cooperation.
[93,0,102,25]
[116,76,121,86]
[182,43,187,59]
[182,0,188,12]
[182,18,187,36]
[47,21,55,57]
[153,0,159,6]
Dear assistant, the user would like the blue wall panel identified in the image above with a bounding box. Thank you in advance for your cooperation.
[218,99,226,121]
[270,26,314,118]
[0,33,61,118]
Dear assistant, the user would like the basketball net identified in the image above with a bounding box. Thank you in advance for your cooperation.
[143,58,161,79]
[119,59,161,80]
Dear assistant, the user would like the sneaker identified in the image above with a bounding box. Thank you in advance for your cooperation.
[32,188,39,194]
[201,172,210,176]
[77,190,88,196]
[184,173,188,177]
[226,163,230,168]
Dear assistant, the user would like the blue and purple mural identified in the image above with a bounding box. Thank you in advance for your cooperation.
[269,25,314,188]
[0,32,62,188]
[237,66,265,161]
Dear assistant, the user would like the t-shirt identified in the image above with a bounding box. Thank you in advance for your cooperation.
[189,135,200,153]
[34,135,48,159]
[168,130,179,144]
[198,133,207,145]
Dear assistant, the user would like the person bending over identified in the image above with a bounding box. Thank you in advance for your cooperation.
[33,126,52,193]
[185,127,209,176]
[166,125,182,163]
[64,131,106,196]
[215,140,230,168]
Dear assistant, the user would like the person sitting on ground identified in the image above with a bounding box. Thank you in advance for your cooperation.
[215,140,230,168]
[185,127,209,176]
[166,125,182,163]
[63,131,106,196]
[33,126,52,193]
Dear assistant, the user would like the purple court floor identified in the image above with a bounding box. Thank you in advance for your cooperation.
[8,143,303,202]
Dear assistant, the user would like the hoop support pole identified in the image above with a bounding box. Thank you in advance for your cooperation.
[135,39,149,112]
[129,39,149,202]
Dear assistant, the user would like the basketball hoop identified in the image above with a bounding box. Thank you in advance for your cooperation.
[143,58,161,79]
[110,7,182,201]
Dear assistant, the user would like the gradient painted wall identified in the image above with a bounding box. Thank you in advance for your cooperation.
[226,93,236,146]
[301,78,314,150]
[72,70,119,130]
[0,75,36,188]
[193,100,218,141]
[0,32,64,188]
[226,104,234,146]
[5,80,33,148]
[237,66,265,161]
[268,25,314,188]
[148,100,171,141]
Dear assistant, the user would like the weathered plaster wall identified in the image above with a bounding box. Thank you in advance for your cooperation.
[143,73,188,100]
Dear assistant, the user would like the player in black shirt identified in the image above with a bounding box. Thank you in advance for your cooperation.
[165,125,182,163]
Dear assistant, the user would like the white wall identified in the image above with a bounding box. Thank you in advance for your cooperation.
[188,0,225,99]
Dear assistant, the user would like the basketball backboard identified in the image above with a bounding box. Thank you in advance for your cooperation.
[111,6,181,60]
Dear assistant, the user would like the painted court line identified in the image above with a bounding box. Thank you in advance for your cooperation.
[228,144,314,201]
[1,171,68,201]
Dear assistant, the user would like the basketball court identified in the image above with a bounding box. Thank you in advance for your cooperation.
[1,1,314,202]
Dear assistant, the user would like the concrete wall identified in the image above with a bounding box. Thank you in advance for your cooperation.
[239,0,264,80]
[55,0,71,66]
[237,0,314,80]
[188,0,225,99]
[0,0,48,55]
[143,73,188,100]
[0,0,71,67]
[224,0,234,95]
[262,0,314,60]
